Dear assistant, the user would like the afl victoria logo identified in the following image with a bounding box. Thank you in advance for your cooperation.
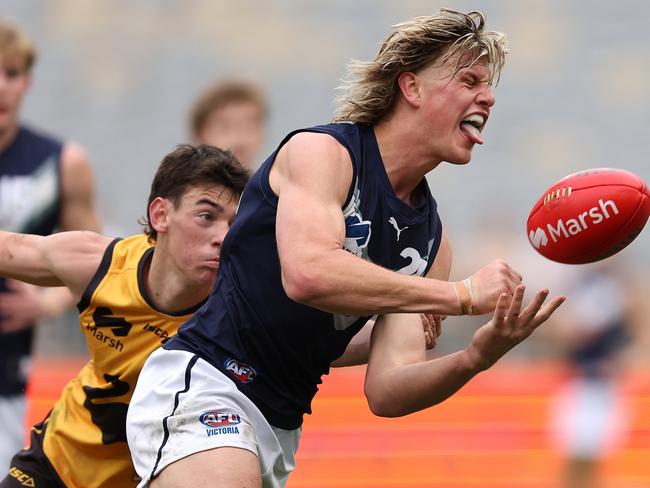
[199,411,241,428]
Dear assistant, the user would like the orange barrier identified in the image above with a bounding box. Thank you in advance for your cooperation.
[26,358,650,487]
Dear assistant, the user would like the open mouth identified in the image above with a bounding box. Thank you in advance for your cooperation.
[459,114,485,145]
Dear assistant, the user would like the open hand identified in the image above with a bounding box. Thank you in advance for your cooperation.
[466,284,565,371]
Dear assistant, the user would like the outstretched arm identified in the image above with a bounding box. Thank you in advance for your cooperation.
[363,285,565,417]
[0,230,112,300]
[272,132,521,317]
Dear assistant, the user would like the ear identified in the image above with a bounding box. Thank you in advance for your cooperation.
[396,71,421,108]
[149,197,170,235]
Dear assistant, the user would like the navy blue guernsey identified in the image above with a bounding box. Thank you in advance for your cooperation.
[0,126,63,395]
[166,122,443,429]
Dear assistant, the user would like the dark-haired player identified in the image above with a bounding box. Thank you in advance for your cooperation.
[0,145,248,488]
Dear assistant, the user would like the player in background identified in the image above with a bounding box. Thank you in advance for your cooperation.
[0,17,100,469]
[127,9,565,488]
[0,145,249,488]
[189,79,267,171]
[545,259,643,488]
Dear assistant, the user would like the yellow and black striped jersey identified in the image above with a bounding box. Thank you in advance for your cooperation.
[41,234,205,488]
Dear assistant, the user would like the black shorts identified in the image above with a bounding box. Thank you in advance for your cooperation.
[0,416,65,488]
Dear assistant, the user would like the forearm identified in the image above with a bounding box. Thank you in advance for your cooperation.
[365,349,480,417]
[285,249,462,316]
[331,319,374,367]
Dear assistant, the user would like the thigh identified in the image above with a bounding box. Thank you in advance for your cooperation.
[151,447,261,488]
[128,349,298,488]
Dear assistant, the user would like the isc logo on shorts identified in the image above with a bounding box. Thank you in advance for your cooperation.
[199,411,242,437]
[224,357,256,383]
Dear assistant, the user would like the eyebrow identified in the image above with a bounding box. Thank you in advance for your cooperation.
[196,198,224,211]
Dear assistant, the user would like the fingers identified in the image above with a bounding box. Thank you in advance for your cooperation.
[492,291,510,325]
[433,315,442,337]
[508,266,523,284]
[421,313,443,350]
[421,314,434,349]
[519,288,550,321]
[497,260,523,295]
[531,295,566,326]
[505,284,525,321]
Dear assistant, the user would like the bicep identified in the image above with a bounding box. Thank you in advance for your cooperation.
[273,133,353,284]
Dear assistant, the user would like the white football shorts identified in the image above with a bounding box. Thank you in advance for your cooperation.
[126,348,301,488]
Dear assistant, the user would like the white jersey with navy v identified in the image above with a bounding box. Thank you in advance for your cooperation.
[166,122,443,429]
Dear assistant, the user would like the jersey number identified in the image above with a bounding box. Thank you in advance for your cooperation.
[397,247,427,276]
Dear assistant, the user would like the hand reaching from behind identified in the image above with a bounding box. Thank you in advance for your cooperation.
[466,284,565,372]
[421,313,443,350]
[0,280,47,333]
[456,259,524,315]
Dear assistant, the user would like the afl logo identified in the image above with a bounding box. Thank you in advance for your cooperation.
[224,357,257,383]
[199,411,241,428]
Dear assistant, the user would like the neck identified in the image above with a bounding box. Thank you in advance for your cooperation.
[143,247,211,314]
[0,123,19,153]
[374,116,440,204]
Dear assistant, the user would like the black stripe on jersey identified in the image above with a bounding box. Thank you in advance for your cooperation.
[77,238,121,313]
[150,354,199,481]
[137,247,208,316]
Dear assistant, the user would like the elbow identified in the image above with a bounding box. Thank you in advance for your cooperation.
[364,384,402,418]
[366,396,401,418]
[281,265,331,305]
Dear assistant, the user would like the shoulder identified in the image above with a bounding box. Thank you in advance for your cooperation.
[273,130,353,204]
[283,130,351,163]
[60,141,92,171]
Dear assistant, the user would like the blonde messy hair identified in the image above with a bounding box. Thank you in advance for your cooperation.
[0,17,36,71]
[334,9,508,124]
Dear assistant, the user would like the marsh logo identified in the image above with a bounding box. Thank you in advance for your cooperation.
[224,357,256,383]
[529,198,619,248]
[529,227,549,248]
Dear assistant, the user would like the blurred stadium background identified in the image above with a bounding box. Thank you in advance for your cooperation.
[4,0,650,486]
